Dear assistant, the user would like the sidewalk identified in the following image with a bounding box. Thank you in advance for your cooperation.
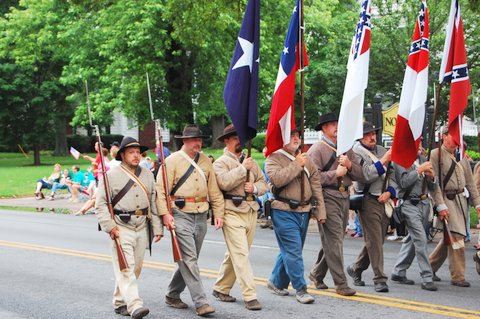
[0,196,83,213]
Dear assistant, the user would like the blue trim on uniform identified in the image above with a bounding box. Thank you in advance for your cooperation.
[374,161,385,175]
[386,186,396,198]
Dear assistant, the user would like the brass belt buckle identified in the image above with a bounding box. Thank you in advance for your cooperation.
[246,194,254,201]
[134,209,143,216]
[338,185,346,192]
[420,194,427,200]
[194,196,202,203]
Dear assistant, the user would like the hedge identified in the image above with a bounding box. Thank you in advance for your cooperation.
[67,134,123,153]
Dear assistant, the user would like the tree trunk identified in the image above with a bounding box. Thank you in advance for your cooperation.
[165,35,195,132]
[54,117,68,156]
[210,116,225,149]
[33,143,41,166]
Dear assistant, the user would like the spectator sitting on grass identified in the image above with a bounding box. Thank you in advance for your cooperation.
[69,166,95,203]
[46,168,72,201]
[34,163,62,200]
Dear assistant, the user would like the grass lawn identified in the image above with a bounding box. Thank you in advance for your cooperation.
[0,148,265,198]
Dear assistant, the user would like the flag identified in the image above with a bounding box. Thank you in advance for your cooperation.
[265,0,308,156]
[336,0,371,155]
[223,0,260,147]
[439,0,470,147]
[391,1,429,168]
[69,146,80,160]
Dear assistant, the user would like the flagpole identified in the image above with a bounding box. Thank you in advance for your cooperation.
[299,0,305,202]
[427,82,443,158]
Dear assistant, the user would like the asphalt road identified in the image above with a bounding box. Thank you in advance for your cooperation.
[0,209,479,319]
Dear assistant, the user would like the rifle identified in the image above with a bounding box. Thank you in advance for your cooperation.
[437,138,455,246]
[85,80,129,272]
[146,73,182,262]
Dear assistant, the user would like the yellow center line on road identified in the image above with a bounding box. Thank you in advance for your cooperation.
[1,239,479,318]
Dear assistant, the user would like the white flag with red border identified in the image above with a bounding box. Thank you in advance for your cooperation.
[391,1,429,168]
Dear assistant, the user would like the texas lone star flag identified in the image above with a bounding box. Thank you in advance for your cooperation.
[439,0,470,147]
[223,0,260,147]
[336,0,371,156]
[391,1,429,168]
[265,0,308,156]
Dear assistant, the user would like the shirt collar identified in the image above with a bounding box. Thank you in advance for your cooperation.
[321,135,336,148]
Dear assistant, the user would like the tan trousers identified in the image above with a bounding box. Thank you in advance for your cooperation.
[351,194,390,283]
[111,224,148,314]
[429,232,466,282]
[213,208,257,301]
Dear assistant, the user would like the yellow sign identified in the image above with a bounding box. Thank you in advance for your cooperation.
[382,102,399,137]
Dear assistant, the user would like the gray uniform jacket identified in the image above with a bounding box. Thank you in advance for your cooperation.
[393,156,442,204]
[353,142,397,197]
[213,148,268,213]
[307,138,363,198]
[96,164,163,236]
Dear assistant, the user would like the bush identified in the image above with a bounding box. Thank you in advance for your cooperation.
[251,133,266,152]
[98,134,123,150]
[0,144,13,152]
[67,134,123,153]
[67,135,91,153]
[463,136,479,152]
[466,150,480,161]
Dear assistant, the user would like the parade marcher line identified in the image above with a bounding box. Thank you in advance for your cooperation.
[1,239,479,318]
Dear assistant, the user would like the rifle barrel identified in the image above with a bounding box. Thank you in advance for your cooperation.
[156,121,183,262]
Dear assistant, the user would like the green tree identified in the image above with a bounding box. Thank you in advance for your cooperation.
[0,0,76,163]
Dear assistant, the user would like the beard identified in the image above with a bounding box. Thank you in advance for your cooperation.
[234,144,243,154]
[285,143,300,154]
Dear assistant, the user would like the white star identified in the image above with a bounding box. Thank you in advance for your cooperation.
[452,70,459,78]
[283,46,289,55]
[293,6,297,14]
[232,37,255,73]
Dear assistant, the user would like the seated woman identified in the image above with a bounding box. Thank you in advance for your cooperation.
[34,163,62,200]
[46,168,71,200]
[69,166,95,203]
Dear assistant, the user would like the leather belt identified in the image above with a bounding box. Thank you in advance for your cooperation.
[322,185,348,192]
[275,196,310,207]
[444,189,463,195]
[367,193,380,199]
[224,194,256,201]
[171,196,208,203]
[406,194,428,201]
[113,208,148,216]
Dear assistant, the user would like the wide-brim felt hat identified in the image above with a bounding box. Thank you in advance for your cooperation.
[174,124,210,139]
[314,112,338,131]
[363,121,381,135]
[115,136,149,160]
[217,123,237,142]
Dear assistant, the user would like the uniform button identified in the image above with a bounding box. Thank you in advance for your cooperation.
[136,205,139,208]
[136,195,139,197]
[133,184,137,187]
[196,179,198,181]
[136,216,139,219]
